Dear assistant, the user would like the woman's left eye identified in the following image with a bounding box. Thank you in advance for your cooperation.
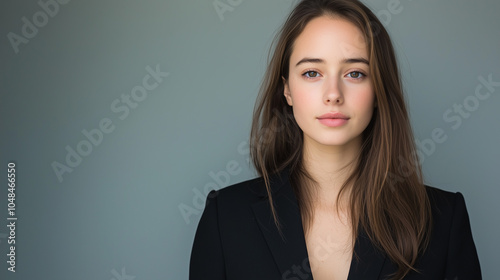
[346,71,365,79]
[302,71,320,78]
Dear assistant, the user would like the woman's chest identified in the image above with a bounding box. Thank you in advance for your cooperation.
[304,210,353,280]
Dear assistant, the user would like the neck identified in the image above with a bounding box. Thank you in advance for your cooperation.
[302,136,362,210]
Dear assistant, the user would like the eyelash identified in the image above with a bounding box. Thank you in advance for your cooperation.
[301,70,367,80]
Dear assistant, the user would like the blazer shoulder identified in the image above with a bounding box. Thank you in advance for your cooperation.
[206,175,267,207]
[425,185,470,233]
[423,185,482,278]
[424,184,457,200]
[424,185,465,215]
[210,168,289,203]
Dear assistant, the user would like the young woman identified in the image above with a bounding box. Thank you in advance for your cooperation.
[190,0,481,279]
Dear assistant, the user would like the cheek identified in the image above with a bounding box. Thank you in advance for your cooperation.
[288,83,317,131]
[354,88,375,120]
[361,91,375,108]
[291,97,310,126]
[289,78,320,105]
[289,84,316,118]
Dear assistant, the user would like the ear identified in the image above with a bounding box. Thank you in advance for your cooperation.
[282,76,293,106]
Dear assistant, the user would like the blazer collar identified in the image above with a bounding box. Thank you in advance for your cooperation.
[251,167,291,198]
[251,168,387,280]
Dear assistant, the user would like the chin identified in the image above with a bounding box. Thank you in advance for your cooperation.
[312,137,355,147]
[306,133,363,148]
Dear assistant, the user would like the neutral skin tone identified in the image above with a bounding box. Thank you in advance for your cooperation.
[283,15,376,280]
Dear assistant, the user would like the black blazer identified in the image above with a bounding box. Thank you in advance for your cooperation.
[189,168,481,279]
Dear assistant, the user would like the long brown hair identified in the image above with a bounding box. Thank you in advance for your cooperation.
[249,0,432,279]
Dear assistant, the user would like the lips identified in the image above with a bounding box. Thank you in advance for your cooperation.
[317,112,349,127]
[317,112,349,120]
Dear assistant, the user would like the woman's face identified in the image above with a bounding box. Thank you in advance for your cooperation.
[284,15,375,150]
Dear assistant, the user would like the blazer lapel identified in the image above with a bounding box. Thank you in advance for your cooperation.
[347,228,387,280]
[251,168,388,280]
[251,168,313,278]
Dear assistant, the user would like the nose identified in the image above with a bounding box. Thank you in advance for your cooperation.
[323,76,343,105]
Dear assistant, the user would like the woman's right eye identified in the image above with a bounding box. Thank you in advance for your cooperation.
[302,71,320,79]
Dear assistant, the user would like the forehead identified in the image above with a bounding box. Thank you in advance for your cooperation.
[290,15,368,63]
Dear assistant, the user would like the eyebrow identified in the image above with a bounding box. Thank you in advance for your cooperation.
[295,57,369,67]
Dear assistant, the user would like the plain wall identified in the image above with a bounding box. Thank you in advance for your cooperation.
[0,0,498,279]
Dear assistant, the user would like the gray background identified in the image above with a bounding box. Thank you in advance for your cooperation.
[0,0,498,279]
